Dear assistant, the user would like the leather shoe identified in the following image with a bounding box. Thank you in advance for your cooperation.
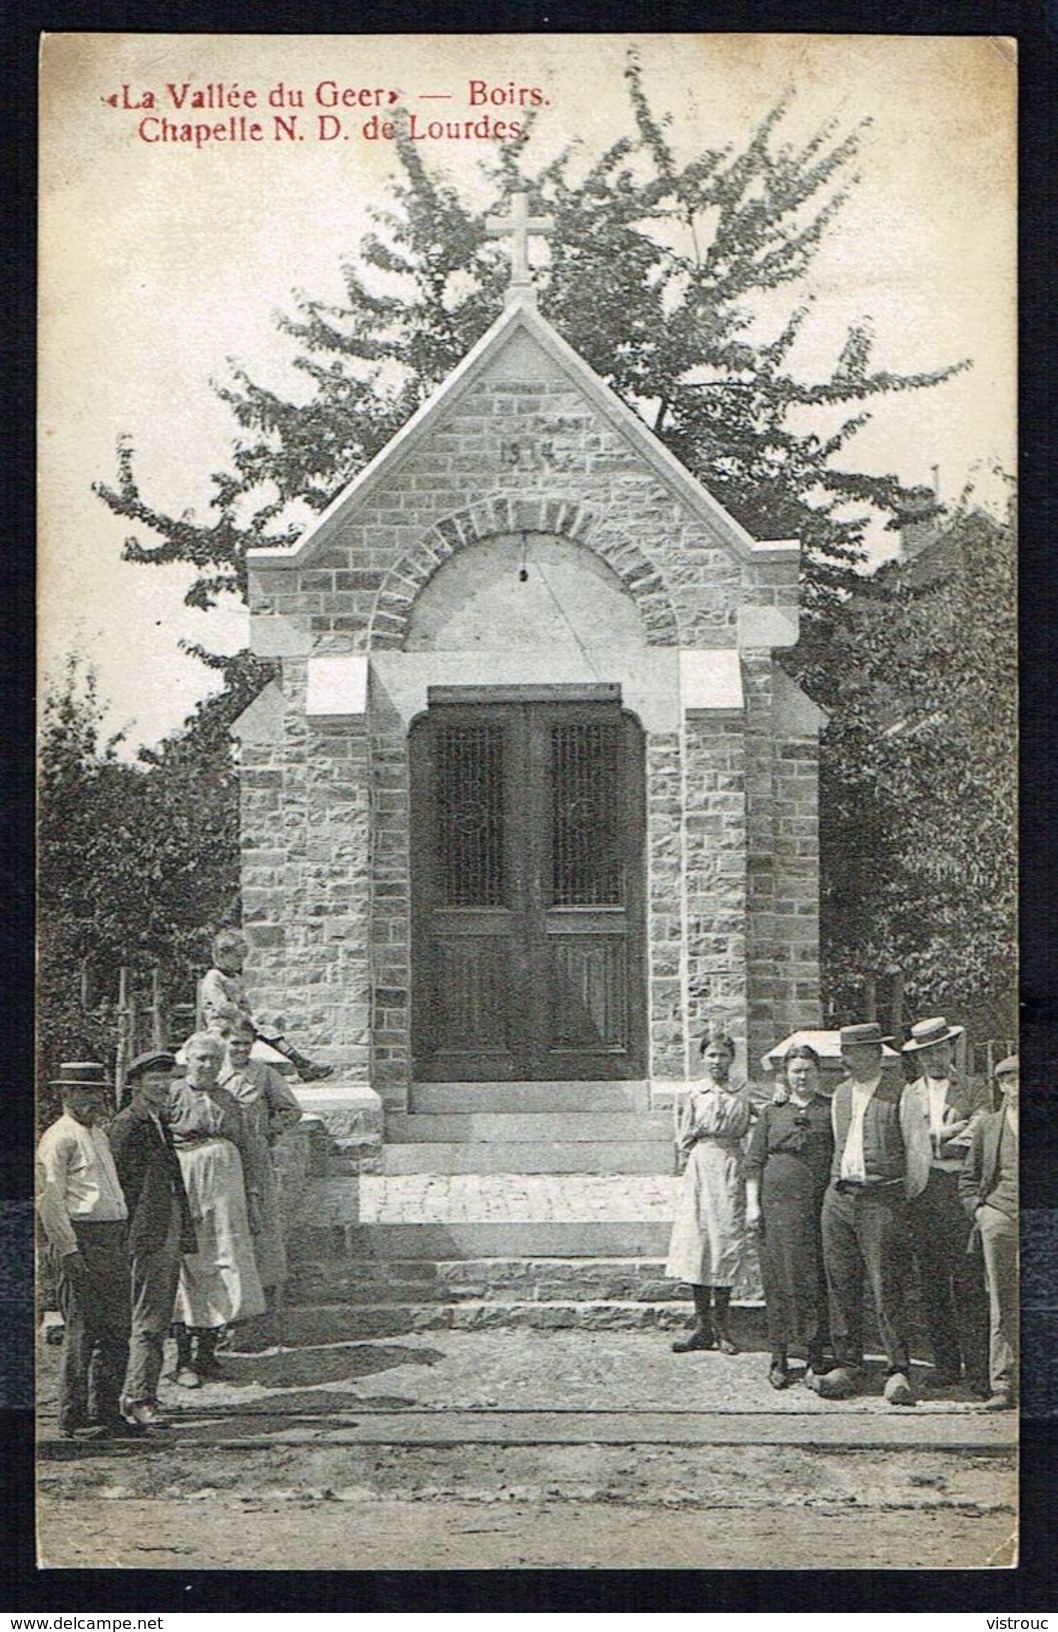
[768,1363,789,1390]
[883,1371,916,1406]
[297,1061,334,1082]
[174,1367,202,1389]
[983,1392,1015,1411]
[671,1325,716,1353]
[123,1402,167,1428]
[97,1416,147,1438]
[814,1366,859,1400]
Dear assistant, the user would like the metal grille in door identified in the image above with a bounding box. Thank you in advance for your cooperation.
[437,724,504,906]
[551,720,621,906]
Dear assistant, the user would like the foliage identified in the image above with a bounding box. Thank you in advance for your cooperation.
[819,485,1017,1041]
[37,651,275,1110]
[94,57,964,632]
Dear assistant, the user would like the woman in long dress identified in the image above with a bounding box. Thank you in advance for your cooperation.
[168,1033,265,1386]
[218,1019,303,1347]
[665,1030,752,1355]
[745,1042,834,1390]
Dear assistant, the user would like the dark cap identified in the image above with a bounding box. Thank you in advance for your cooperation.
[125,1049,178,1083]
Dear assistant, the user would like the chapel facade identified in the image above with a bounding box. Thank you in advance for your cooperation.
[232,243,824,1128]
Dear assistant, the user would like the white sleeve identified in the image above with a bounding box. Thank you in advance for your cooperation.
[35,1130,78,1257]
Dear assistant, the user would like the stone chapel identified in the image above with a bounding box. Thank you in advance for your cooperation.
[232,199,825,1200]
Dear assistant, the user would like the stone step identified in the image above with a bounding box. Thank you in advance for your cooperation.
[409,1080,652,1114]
[382,1141,674,1176]
[274,1299,713,1343]
[385,1111,672,1143]
[286,1256,679,1306]
[295,1220,675,1260]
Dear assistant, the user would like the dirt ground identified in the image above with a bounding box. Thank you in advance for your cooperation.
[36,1328,1017,1572]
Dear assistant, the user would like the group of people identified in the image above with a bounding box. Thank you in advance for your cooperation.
[664,1018,1019,1412]
[36,1023,303,1440]
[38,926,1019,1437]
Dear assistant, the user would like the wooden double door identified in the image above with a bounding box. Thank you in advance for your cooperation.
[409,688,647,1081]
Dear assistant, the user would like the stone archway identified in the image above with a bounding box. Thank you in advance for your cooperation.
[367,497,679,650]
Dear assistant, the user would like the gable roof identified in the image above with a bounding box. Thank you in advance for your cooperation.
[246,295,798,572]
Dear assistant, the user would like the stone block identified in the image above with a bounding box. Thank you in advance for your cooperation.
[294,1081,381,1128]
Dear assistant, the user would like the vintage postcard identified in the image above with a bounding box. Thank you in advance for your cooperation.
[37,33,1017,1571]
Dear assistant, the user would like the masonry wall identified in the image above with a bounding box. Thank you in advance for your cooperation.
[742,655,824,1073]
[682,714,749,1061]
[248,338,799,654]
[770,732,823,1044]
[238,667,373,1076]
[239,326,816,1096]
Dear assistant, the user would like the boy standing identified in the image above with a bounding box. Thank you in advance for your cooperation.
[36,1062,133,1439]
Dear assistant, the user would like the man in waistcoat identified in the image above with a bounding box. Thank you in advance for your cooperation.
[812,1022,931,1405]
[959,1054,1019,1410]
[903,1016,990,1396]
[109,1049,198,1427]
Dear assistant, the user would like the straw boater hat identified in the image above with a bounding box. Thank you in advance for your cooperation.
[994,1054,1018,1079]
[838,1022,893,1048]
[125,1049,177,1083]
[901,1016,965,1054]
[49,1061,111,1092]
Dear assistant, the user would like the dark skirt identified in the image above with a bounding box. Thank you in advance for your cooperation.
[759,1153,829,1359]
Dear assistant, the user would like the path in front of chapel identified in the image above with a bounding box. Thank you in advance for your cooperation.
[35,1320,1017,1571]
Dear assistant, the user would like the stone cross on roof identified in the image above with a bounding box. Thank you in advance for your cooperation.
[486,190,554,307]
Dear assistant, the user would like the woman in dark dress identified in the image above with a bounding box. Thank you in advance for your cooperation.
[745,1043,834,1390]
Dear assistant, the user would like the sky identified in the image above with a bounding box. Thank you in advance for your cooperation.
[38,33,1016,753]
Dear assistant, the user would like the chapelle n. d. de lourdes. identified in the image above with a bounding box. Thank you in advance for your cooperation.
[231,194,825,1243]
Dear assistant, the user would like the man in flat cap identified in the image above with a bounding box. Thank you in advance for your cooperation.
[903,1017,989,1396]
[36,1063,133,1439]
[960,1054,1019,1410]
[109,1050,197,1427]
[813,1023,931,1406]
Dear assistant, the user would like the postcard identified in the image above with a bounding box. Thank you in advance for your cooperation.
[37,32,1016,1571]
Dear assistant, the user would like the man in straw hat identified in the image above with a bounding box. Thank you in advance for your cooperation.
[109,1050,197,1428]
[812,1022,931,1406]
[35,1062,136,1439]
[960,1054,1019,1410]
[902,1016,989,1397]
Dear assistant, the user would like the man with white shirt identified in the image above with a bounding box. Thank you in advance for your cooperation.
[36,1062,135,1440]
[813,1023,931,1405]
[903,1016,989,1396]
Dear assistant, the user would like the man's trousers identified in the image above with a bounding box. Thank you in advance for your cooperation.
[56,1220,131,1433]
[908,1168,989,1387]
[977,1202,1018,1399]
[822,1182,912,1377]
[123,1205,183,1409]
